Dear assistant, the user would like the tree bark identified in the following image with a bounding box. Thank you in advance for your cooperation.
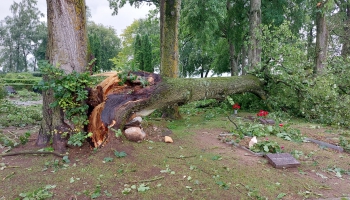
[159,0,181,118]
[339,1,350,57]
[248,0,261,71]
[37,0,88,152]
[160,0,181,78]
[87,72,265,147]
[315,1,328,74]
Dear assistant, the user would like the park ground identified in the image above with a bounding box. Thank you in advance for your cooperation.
[0,93,350,200]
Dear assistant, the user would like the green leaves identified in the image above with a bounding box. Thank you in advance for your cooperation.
[38,61,93,128]
[114,150,127,158]
[250,140,282,153]
[103,157,113,162]
[137,183,150,192]
[19,184,56,200]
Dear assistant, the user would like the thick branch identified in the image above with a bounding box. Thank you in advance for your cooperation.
[105,74,264,129]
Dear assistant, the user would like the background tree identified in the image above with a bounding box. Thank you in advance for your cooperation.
[142,34,153,72]
[248,0,262,71]
[108,0,180,77]
[314,0,330,74]
[87,21,121,73]
[110,10,159,72]
[0,0,44,72]
[331,0,350,57]
[133,34,144,70]
[32,22,48,71]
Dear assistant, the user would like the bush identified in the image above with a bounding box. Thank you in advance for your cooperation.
[0,86,6,100]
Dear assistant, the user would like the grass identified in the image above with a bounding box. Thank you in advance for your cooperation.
[0,99,350,199]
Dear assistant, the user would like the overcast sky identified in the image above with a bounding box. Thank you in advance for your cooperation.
[0,0,155,35]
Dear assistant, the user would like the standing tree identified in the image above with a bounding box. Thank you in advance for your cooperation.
[133,34,144,70]
[0,0,44,72]
[159,0,181,77]
[142,34,153,72]
[333,0,350,57]
[248,0,262,71]
[314,0,330,74]
[36,0,88,152]
[107,0,180,77]
[87,21,121,72]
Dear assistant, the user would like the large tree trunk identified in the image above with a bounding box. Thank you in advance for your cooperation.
[160,0,181,78]
[159,0,181,118]
[338,1,350,57]
[315,1,329,74]
[36,0,88,152]
[87,72,265,147]
[248,0,261,71]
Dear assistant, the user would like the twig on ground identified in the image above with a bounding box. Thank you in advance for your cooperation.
[192,188,211,193]
[234,184,245,196]
[3,172,15,180]
[0,151,65,158]
[7,130,19,138]
[125,176,164,184]
[238,183,255,200]
[167,155,197,159]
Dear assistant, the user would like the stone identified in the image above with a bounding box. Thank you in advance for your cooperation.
[265,153,300,169]
[161,128,173,136]
[125,116,142,128]
[124,127,146,142]
[164,136,173,143]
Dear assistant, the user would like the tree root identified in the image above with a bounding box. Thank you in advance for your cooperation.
[0,151,65,158]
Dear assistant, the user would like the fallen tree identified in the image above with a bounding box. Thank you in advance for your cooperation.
[87,71,266,147]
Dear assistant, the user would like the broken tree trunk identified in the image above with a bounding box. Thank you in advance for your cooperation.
[87,71,265,147]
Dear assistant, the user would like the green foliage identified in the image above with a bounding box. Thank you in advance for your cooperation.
[137,183,150,192]
[142,34,153,72]
[87,21,122,72]
[229,93,267,112]
[103,157,114,162]
[250,140,282,153]
[114,150,127,158]
[111,11,159,73]
[37,61,93,128]
[0,86,6,99]
[1,73,42,91]
[252,22,350,128]
[339,137,350,153]
[235,121,303,142]
[18,184,56,200]
[62,155,70,164]
[0,0,45,72]
[68,132,91,147]
[19,131,31,145]
[298,58,350,127]
[0,132,16,147]
[0,100,42,127]
[91,184,101,199]
[16,89,42,101]
[134,34,153,72]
